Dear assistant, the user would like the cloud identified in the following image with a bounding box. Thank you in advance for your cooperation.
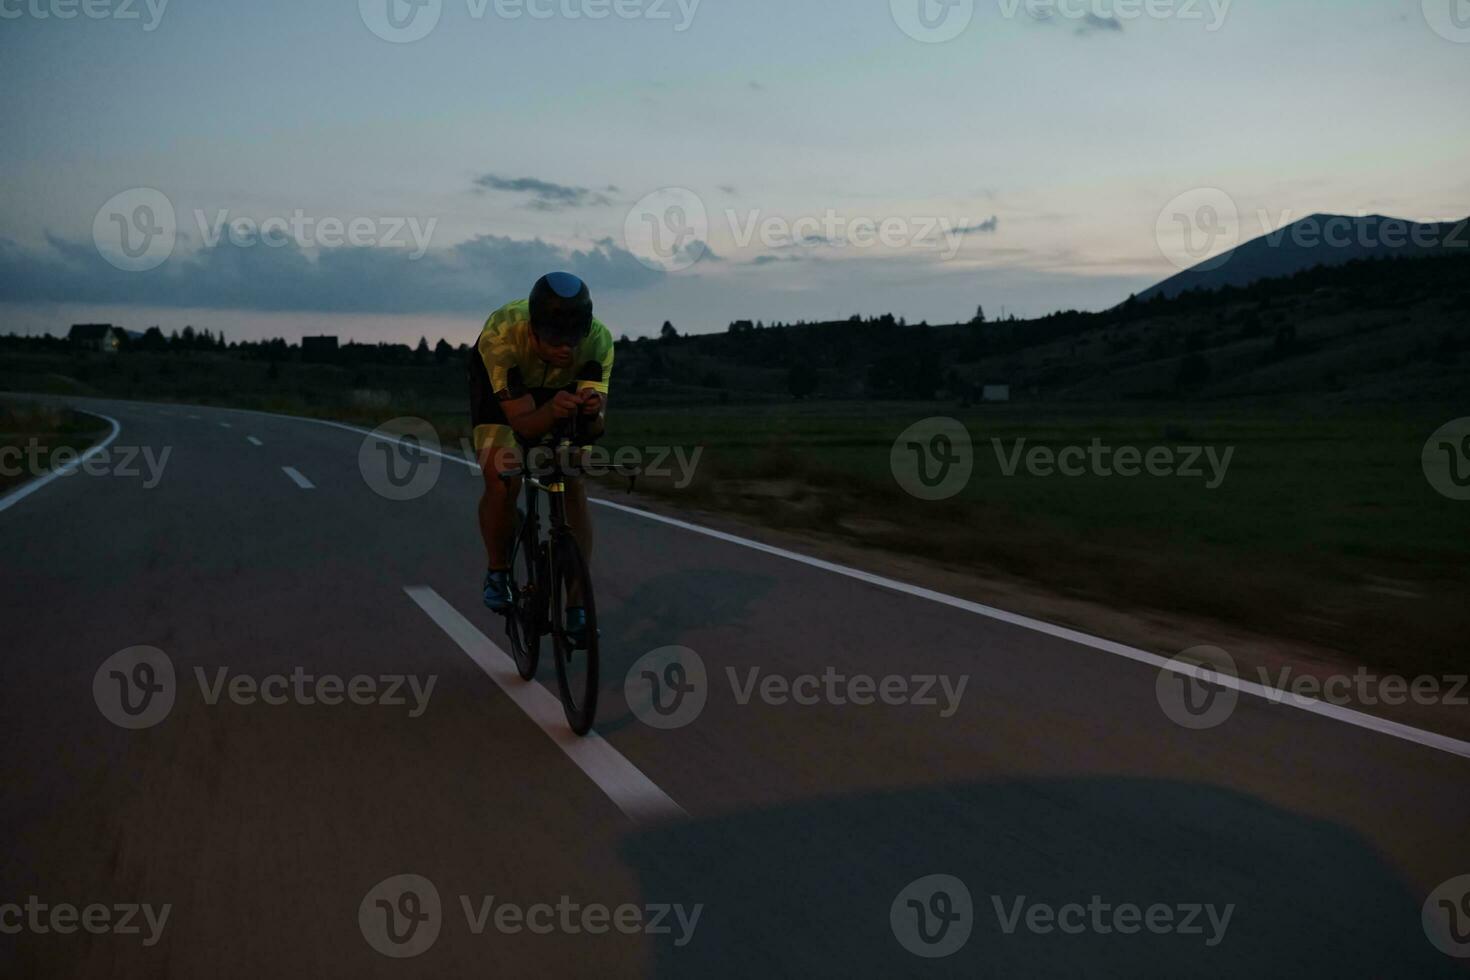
[0,234,662,314]
[676,240,721,264]
[718,185,738,196]
[1077,12,1122,33]
[748,81,765,92]
[952,216,999,234]
[746,254,805,266]
[471,174,617,211]
[774,233,843,249]
[1023,6,1123,34]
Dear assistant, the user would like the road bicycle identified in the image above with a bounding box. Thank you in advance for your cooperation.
[500,410,600,735]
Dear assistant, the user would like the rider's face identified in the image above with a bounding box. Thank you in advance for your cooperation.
[533,330,576,367]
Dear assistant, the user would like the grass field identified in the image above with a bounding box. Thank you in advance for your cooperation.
[3,348,1466,674]
[598,400,1470,676]
[0,401,111,494]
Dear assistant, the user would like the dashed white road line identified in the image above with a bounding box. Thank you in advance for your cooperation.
[404,585,685,824]
[0,412,121,515]
[35,396,1470,761]
[281,466,315,489]
[246,436,263,447]
[218,422,232,429]
[187,414,201,420]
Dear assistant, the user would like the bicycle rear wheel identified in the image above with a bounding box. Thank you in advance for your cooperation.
[549,532,599,735]
[505,520,542,680]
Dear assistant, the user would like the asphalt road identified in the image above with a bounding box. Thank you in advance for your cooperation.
[3,395,1468,978]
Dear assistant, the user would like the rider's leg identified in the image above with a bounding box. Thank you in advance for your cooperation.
[476,426,521,610]
[476,426,522,565]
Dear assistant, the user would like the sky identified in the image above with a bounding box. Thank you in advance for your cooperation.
[2,0,1468,343]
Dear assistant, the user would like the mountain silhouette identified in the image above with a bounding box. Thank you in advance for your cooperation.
[1140,213,1469,302]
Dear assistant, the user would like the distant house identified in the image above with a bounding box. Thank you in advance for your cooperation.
[981,384,1011,403]
[69,324,125,353]
[301,335,339,363]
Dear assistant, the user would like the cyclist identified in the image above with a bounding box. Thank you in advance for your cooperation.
[469,272,613,643]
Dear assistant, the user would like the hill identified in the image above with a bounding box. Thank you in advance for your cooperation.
[1138,213,1468,302]
[614,249,1470,405]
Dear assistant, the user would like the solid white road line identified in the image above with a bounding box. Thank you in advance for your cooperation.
[281,466,315,489]
[590,499,1470,761]
[0,412,122,515]
[48,398,1470,760]
[247,436,263,447]
[404,586,686,824]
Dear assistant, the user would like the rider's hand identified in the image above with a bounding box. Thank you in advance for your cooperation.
[579,391,604,416]
[550,391,581,419]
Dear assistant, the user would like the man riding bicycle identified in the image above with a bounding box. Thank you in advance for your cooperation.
[469,272,613,643]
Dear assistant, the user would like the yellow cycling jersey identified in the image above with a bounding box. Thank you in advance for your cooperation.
[476,298,614,398]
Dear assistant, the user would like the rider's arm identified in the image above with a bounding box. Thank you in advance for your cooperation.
[482,324,580,440]
[574,326,614,440]
[502,391,581,441]
[577,392,607,441]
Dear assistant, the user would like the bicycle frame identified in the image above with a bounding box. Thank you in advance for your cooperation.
[504,416,586,632]
[502,412,601,733]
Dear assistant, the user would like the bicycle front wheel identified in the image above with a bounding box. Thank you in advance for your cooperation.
[505,520,542,681]
[549,532,599,735]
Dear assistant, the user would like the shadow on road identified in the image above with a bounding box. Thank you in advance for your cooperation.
[593,566,773,735]
[619,776,1457,978]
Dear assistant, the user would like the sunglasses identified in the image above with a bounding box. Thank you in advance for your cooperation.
[532,327,582,349]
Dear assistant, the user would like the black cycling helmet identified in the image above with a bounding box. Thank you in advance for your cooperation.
[529,272,593,347]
